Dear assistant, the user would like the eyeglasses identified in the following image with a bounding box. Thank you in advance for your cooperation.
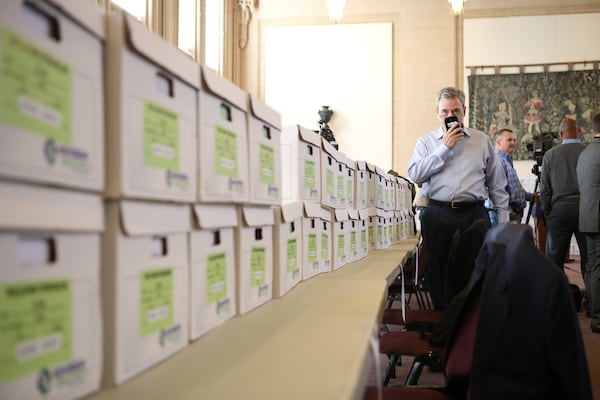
[439,108,464,117]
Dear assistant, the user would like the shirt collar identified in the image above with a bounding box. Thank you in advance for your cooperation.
[562,138,581,144]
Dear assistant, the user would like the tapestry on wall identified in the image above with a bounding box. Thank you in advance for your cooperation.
[468,70,600,161]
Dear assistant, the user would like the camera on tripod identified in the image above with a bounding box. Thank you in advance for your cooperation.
[526,131,558,176]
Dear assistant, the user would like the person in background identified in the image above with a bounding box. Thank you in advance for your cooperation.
[576,110,600,333]
[487,129,538,226]
[539,118,587,277]
[408,86,509,310]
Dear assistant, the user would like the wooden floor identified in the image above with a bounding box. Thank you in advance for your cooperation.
[369,255,600,399]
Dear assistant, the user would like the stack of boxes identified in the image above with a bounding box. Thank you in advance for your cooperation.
[0,1,105,399]
[0,1,416,398]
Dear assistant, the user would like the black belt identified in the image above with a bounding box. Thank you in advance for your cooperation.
[428,199,484,209]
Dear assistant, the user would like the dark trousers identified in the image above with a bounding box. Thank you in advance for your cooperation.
[585,233,600,324]
[545,201,587,278]
[420,203,490,310]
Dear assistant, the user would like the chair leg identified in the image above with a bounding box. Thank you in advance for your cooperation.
[382,354,400,386]
[404,352,442,386]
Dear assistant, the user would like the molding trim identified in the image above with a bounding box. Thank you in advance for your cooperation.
[465,4,600,19]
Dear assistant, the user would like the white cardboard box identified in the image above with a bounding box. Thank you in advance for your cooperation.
[189,204,237,340]
[366,163,377,208]
[102,200,190,385]
[321,139,339,209]
[368,207,377,251]
[355,161,369,210]
[0,0,105,192]
[358,208,369,260]
[272,202,303,297]
[332,208,349,270]
[235,206,274,315]
[319,206,333,274]
[301,201,322,280]
[347,209,360,263]
[0,180,103,400]
[341,154,355,210]
[375,166,390,210]
[198,65,249,203]
[104,13,198,202]
[281,125,321,204]
[247,95,282,205]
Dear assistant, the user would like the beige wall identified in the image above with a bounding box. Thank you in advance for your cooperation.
[236,0,600,177]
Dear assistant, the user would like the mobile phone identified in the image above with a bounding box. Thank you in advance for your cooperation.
[444,115,459,130]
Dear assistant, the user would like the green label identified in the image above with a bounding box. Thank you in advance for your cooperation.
[0,28,72,143]
[140,268,174,337]
[0,279,72,383]
[369,226,374,246]
[250,247,266,287]
[377,226,383,243]
[326,170,334,197]
[337,175,344,201]
[308,233,318,263]
[304,160,315,189]
[360,182,366,201]
[286,239,298,273]
[337,234,345,257]
[361,229,367,250]
[321,233,329,260]
[347,180,353,203]
[350,231,357,253]
[144,101,180,172]
[215,125,238,178]
[259,144,275,185]
[206,252,227,305]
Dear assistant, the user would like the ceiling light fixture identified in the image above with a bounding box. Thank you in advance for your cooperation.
[448,0,466,15]
[326,0,346,22]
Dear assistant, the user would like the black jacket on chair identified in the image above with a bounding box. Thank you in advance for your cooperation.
[446,224,592,400]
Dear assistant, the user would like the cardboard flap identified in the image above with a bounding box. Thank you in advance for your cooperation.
[120,200,190,235]
[368,207,377,217]
[320,208,332,222]
[334,209,349,222]
[0,180,103,232]
[200,65,247,111]
[122,13,199,88]
[44,0,105,39]
[376,208,392,218]
[241,206,274,227]
[192,204,238,229]
[248,95,281,129]
[321,138,338,159]
[366,162,377,173]
[375,166,388,178]
[358,209,369,220]
[297,125,322,147]
[356,160,368,170]
[279,201,304,222]
[340,153,355,169]
[347,209,359,220]
[303,201,322,218]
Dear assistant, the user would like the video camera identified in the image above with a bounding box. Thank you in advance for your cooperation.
[526,131,558,176]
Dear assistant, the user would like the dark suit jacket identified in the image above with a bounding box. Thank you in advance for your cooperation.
[445,224,592,400]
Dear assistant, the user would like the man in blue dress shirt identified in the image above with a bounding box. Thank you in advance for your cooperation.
[408,87,509,310]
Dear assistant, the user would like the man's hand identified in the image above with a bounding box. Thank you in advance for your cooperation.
[443,124,464,149]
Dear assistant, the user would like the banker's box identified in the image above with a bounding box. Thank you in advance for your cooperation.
[247,95,282,205]
[373,208,393,249]
[358,208,369,259]
[355,161,369,209]
[102,200,190,385]
[301,201,322,280]
[347,209,360,263]
[0,0,105,192]
[198,65,249,203]
[319,205,333,274]
[0,180,103,400]
[321,138,339,209]
[235,206,274,315]
[272,202,303,297]
[189,204,237,340]
[341,153,355,209]
[281,125,322,203]
[332,208,350,270]
[375,166,392,210]
[366,163,377,208]
[104,13,198,203]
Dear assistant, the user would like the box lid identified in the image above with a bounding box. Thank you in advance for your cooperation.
[347,209,359,220]
[366,162,377,173]
[356,160,368,170]
[241,206,274,227]
[358,208,369,220]
[120,200,190,235]
[321,138,338,159]
[0,180,103,232]
[49,0,105,39]
[320,208,332,222]
[200,65,247,111]
[368,207,377,217]
[303,201,322,218]
[248,95,281,129]
[297,125,322,147]
[375,166,388,178]
[333,209,349,222]
[122,13,199,88]
[279,201,304,223]
[192,204,238,229]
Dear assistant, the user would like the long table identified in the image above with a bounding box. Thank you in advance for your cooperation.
[89,239,418,400]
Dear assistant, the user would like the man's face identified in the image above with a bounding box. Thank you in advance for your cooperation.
[496,131,516,154]
[437,97,465,126]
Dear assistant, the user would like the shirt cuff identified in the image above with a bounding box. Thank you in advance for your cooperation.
[497,210,510,224]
